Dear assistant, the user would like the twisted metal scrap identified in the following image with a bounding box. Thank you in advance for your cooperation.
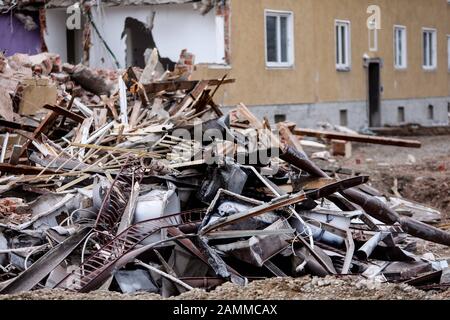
[55,211,203,292]
[94,157,144,236]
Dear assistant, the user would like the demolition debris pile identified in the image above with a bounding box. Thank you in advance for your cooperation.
[0,51,449,297]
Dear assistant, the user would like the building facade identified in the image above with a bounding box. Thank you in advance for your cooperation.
[1,0,450,129]
[194,0,450,129]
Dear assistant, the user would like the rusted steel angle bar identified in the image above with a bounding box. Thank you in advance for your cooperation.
[55,211,204,292]
[200,175,369,235]
[94,158,144,234]
[0,227,91,295]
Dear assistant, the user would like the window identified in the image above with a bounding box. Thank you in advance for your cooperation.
[274,114,286,123]
[428,105,434,120]
[335,20,351,70]
[339,110,348,126]
[397,107,405,123]
[447,35,450,70]
[265,11,294,67]
[394,26,407,69]
[423,28,437,69]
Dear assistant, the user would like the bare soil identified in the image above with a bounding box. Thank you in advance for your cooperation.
[339,135,450,217]
[2,276,449,300]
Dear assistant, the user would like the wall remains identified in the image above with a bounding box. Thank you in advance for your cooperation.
[45,3,225,69]
[0,12,41,56]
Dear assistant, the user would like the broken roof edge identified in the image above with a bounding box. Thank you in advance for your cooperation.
[0,0,199,10]
[0,0,46,11]
[1,0,224,16]
[45,0,199,9]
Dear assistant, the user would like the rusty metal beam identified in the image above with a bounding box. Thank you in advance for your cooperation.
[279,144,450,246]
[0,227,91,294]
[200,176,368,235]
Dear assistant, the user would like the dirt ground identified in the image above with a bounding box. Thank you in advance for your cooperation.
[337,134,450,260]
[1,135,449,300]
[339,135,450,217]
[2,276,450,300]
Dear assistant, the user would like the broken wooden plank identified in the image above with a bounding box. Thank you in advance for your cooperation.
[0,163,58,175]
[43,104,85,124]
[0,133,9,164]
[144,79,235,94]
[129,100,142,129]
[0,119,37,132]
[18,111,59,158]
[169,80,210,117]
[8,145,22,165]
[93,108,108,130]
[294,128,422,148]
[70,143,161,158]
[204,74,227,117]
[278,122,304,153]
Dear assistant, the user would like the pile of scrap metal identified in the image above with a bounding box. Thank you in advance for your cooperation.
[1,54,449,297]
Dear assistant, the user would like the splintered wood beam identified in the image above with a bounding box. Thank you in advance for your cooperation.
[70,142,162,159]
[18,111,59,159]
[278,122,304,152]
[169,80,209,116]
[144,79,235,94]
[0,119,37,132]
[294,128,422,148]
[0,163,58,175]
[43,104,85,124]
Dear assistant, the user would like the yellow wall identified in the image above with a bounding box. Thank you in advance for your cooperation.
[193,0,450,107]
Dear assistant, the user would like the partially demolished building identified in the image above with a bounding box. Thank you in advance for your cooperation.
[1,0,449,129]
[0,0,450,299]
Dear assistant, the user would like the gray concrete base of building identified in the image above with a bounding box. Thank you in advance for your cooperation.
[222,96,450,131]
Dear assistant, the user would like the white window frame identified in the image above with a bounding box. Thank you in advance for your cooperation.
[393,25,407,69]
[335,20,351,71]
[264,10,294,68]
[422,28,437,70]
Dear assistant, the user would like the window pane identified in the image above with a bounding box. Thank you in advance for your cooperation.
[341,25,346,65]
[336,25,340,64]
[395,29,399,66]
[448,37,450,69]
[395,30,398,65]
[429,33,432,66]
[398,30,403,66]
[266,16,278,62]
[430,32,434,66]
[423,32,427,66]
[280,16,288,62]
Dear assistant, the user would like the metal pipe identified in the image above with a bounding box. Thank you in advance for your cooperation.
[355,232,383,261]
[279,144,450,246]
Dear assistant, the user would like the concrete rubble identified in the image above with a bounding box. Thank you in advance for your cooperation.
[0,50,449,297]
